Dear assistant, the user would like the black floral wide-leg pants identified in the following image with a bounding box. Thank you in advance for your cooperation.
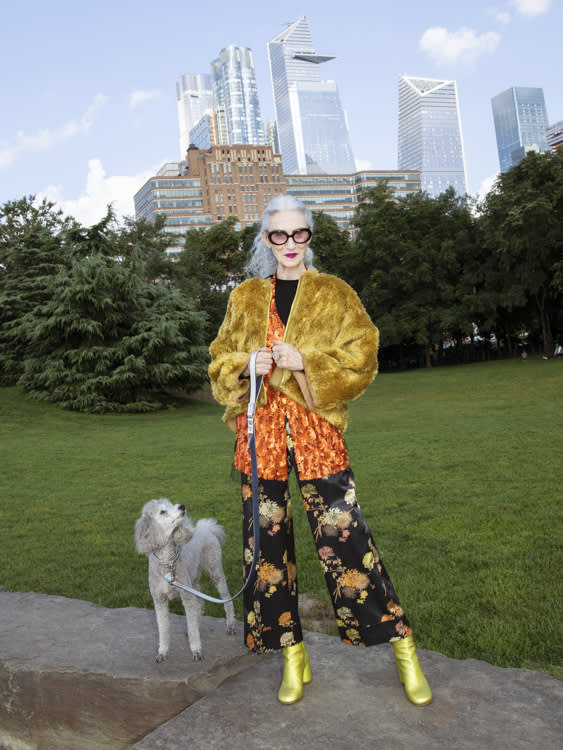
[241,460,412,653]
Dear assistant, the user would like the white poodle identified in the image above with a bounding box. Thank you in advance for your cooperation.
[135,498,236,662]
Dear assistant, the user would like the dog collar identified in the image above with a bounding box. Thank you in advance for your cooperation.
[151,548,180,583]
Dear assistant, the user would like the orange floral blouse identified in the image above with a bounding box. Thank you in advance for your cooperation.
[234,277,349,481]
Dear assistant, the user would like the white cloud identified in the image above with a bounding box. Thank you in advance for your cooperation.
[0,95,108,168]
[510,0,551,16]
[419,26,501,66]
[129,89,161,109]
[493,10,512,24]
[355,159,373,171]
[37,158,156,226]
[474,172,500,200]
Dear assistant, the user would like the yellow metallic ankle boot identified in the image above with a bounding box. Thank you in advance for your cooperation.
[392,635,432,706]
[277,642,312,704]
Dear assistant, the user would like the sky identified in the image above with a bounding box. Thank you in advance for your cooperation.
[0,0,560,226]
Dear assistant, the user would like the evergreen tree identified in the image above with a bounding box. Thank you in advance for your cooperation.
[175,217,248,343]
[17,210,208,413]
[0,197,72,384]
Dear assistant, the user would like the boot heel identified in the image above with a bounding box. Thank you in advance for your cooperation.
[392,635,432,706]
[302,644,312,685]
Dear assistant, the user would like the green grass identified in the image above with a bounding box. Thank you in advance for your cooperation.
[1,358,561,679]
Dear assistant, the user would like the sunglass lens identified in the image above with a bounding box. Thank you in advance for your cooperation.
[293,229,311,243]
[269,231,289,245]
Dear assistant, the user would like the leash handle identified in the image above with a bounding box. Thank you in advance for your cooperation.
[167,351,263,604]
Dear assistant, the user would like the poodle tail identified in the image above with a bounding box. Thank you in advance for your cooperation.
[194,518,226,546]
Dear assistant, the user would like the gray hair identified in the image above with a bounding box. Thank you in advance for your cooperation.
[245,195,315,278]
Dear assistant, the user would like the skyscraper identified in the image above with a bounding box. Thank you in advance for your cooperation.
[211,46,267,146]
[176,74,214,157]
[491,87,549,172]
[546,121,563,153]
[267,17,355,175]
[398,75,468,198]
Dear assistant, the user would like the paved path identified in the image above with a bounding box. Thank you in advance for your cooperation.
[0,591,561,749]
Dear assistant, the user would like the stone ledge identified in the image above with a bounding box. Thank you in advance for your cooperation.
[1,591,562,750]
[0,591,253,749]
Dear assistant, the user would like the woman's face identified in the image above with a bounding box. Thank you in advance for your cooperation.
[262,209,311,280]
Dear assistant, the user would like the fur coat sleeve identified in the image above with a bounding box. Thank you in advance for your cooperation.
[208,269,379,432]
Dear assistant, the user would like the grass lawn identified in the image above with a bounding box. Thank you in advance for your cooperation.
[0,357,561,679]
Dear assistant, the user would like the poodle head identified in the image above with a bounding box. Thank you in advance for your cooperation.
[134,498,195,555]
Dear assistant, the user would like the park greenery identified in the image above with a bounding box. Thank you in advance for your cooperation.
[0,360,561,678]
[0,149,562,413]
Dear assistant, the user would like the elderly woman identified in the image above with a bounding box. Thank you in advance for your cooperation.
[209,195,432,706]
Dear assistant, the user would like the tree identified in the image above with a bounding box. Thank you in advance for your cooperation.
[175,217,248,342]
[351,187,477,367]
[479,150,563,353]
[19,246,208,413]
[0,197,73,384]
[309,211,351,276]
[118,214,176,284]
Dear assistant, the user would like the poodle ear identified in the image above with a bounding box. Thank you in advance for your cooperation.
[173,517,194,546]
[135,515,152,555]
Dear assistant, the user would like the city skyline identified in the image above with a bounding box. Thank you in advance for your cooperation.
[0,0,561,225]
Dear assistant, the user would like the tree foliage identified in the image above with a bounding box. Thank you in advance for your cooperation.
[2,203,208,412]
[339,153,562,365]
[309,211,351,277]
[349,186,476,366]
[2,149,561,396]
[478,149,563,352]
[174,216,251,342]
[0,197,75,383]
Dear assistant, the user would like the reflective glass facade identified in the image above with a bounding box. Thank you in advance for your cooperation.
[398,76,468,198]
[211,46,267,146]
[492,87,549,172]
[546,121,563,152]
[268,17,355,175]
[176,74,214,157]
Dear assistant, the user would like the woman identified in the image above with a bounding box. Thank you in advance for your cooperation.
[209,195,432,706]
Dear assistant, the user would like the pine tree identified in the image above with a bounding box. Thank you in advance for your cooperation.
[17,209,208,413]
[0,197,71,384]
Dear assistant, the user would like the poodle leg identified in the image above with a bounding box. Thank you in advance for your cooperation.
[207,568,237,634]
[181,591,203,661]
[154,597,170,663]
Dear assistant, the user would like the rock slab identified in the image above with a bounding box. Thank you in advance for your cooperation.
[0,591,561,750]
[0,591,253,749]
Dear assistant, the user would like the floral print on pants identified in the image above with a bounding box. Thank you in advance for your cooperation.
[241,432,412,653]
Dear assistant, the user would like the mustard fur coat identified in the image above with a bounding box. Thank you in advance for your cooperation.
[208,268,379,433]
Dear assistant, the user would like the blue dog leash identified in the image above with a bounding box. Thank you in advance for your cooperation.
[165,350,263,604]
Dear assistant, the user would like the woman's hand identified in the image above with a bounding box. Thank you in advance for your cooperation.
[241,347,274,378]
[271,340,304,371]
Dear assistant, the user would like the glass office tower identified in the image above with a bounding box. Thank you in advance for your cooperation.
[491,87,549,172]
[211,46,267,146]
[546,121,563,153]
[268,16,355,174]
[176,74,214,157]
[398,75,468,198]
